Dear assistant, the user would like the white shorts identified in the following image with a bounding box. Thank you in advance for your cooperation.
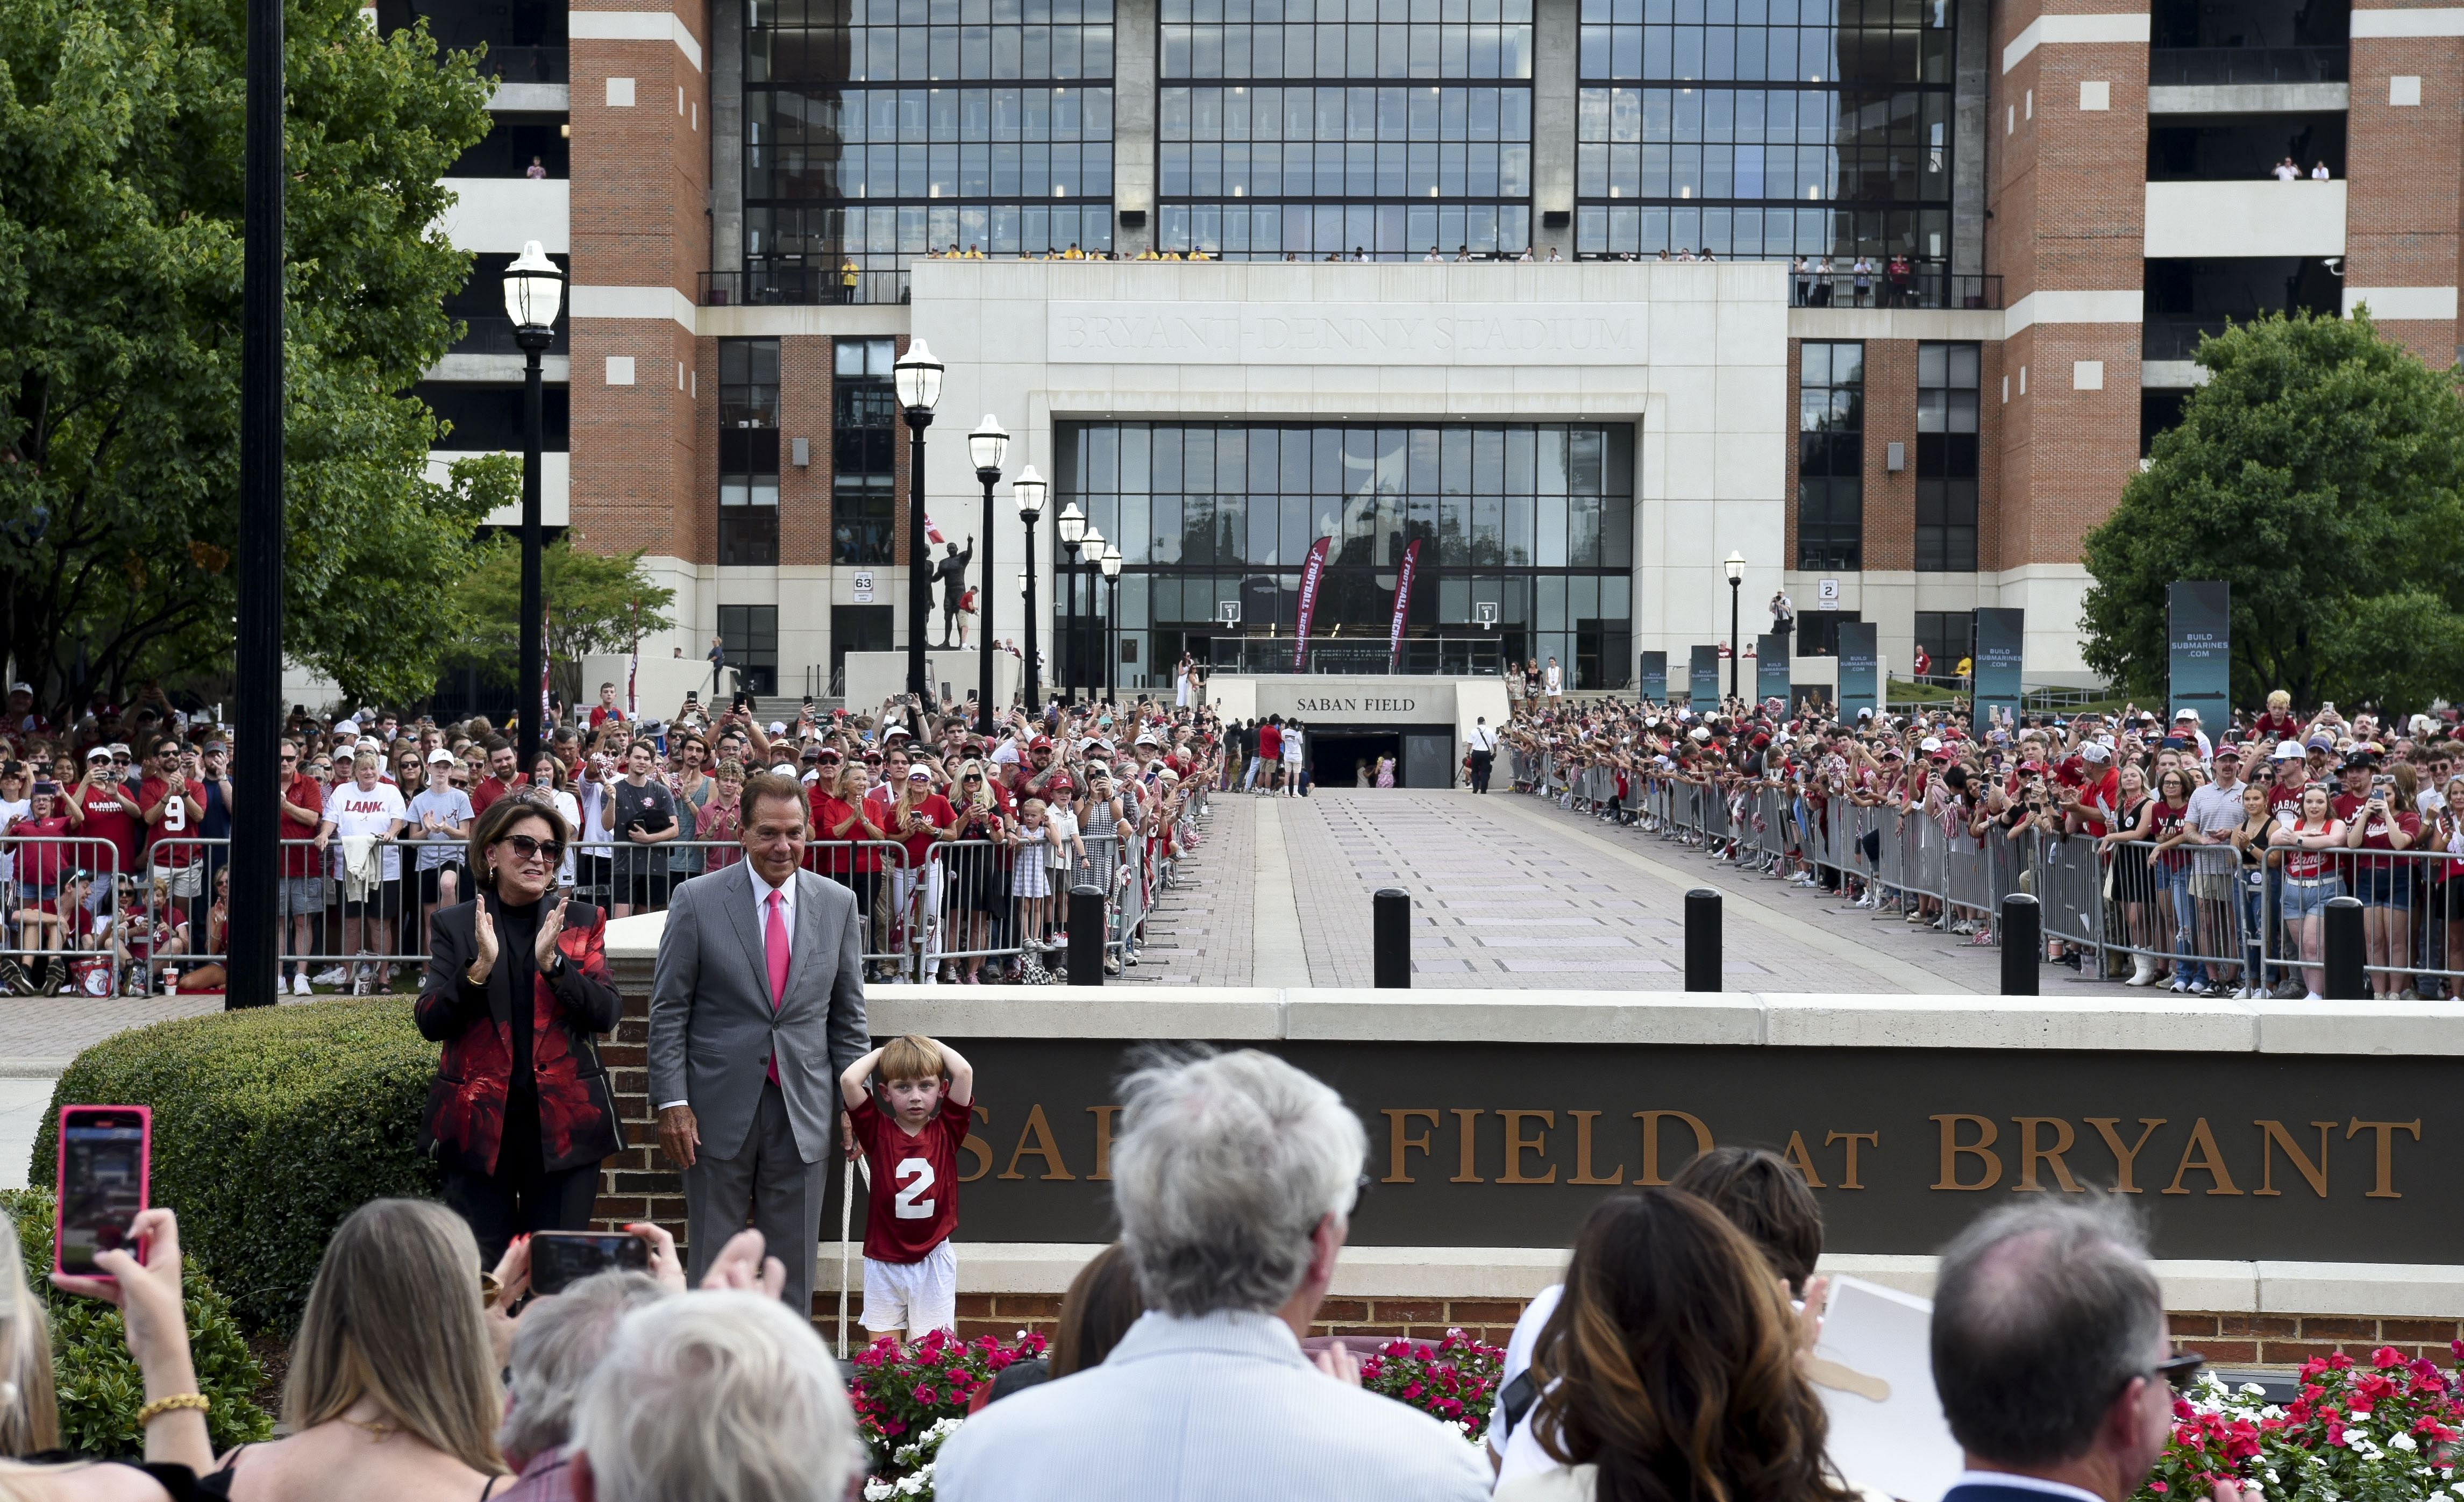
[861,1241,957,1334]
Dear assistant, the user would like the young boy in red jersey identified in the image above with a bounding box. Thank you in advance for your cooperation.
[839,1033,975,1347]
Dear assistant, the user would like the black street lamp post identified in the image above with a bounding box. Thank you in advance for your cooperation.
[503,241,565,773]
[1013,465,1045,714]
[1056,502,1085,703]
[230,0,284,1009]
[1724,550,1746,702]
[1077,524,1104,707]
[966,414,1008,734]
[894,340,943,700]
[1100,543,1122,704]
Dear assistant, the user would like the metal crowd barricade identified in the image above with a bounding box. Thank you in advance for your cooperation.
[800,838,921,981]
[0,836,129,995]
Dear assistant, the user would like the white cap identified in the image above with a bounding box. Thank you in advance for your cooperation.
[2080,742,2112,763]
[2271,742,2304,761]
[1919,736,1942,752]
[768,721,788,735]
[2175,707,2200,722]
[427,749,458,765]
[1690,726,1712,742]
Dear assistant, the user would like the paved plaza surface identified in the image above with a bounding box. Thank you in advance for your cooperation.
[1128,787,2138,994]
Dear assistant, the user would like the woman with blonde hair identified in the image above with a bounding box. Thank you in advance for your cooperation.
[942,759,1009,984]
[1500,1188,1865,1502]
[0,1205,216,1499]
[199,1199,507,1499]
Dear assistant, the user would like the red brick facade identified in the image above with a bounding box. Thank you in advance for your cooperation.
[2351,4,2464,365]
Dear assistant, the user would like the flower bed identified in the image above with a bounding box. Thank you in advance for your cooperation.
[1358,1328,1506,1442]
[849,1328,1047,1476]
[2141,1346,2464,1502]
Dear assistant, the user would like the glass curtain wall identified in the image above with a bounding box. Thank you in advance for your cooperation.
[1795,340,1861,569]
[1157,0,1535,259]
[1057,421,1634,686]
[1914,339,1979,570]
[746,0,1117,301]
[718,339,782,566]
[1573,0,1953,265]
[834,337,900,563]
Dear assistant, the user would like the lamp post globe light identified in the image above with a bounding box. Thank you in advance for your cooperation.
[1077,524,1104,706]
[1099,542,1123,705]
[1056,501,1086,703]
[894,339,944,700]
[502,240,565,773]
[1723,550,1746,701]
[1012,464,1046,714]
[967,414,1009,732]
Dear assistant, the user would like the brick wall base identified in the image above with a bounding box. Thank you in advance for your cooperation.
[2168,1313,2464,1368]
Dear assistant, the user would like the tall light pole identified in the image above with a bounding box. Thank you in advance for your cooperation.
[1724,550,1746,702]
[894,339,943,700]
[1013,465,1045,715]
[1056,502,1085,703]
[1100,542,1122,704]
[966,414,1008,734]
[1078,524,1104,707]
[230,0,284,1010]
[504,241,564,773]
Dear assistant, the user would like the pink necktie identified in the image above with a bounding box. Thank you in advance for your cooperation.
[765,890,788,1086]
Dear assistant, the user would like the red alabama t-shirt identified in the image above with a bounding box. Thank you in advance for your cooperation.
[849,1093,969,1264]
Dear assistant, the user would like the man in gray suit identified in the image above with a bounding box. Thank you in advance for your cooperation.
[649,770,869,1314]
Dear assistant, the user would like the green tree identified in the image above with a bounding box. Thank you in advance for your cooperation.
[445,535,678,701]
[2081,309,2464,713]
[0,0,509,714]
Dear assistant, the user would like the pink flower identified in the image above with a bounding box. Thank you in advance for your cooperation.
[2152,1483,2169,1493]
[2374,1346,2406,1369]
[913,1384,939,1406]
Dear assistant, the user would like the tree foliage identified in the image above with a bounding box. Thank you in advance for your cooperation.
[0,0,509,713]
[2081,310,2464,713]
[443,533,678,691]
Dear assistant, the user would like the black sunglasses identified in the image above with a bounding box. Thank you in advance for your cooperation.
[2155,1351,2205,1392]
[501,832,564,864]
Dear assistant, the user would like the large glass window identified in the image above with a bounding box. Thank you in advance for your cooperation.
[718,338,781,567]
[1796,340,1861,570]
[1157,0,1535,260]
[744,0,1116,302]
[1915,339,1978,571]
[1573,0,1954,270]
[834,338,900,564]
[1057,421,1633,685]
[717,605,781,695]
[1913,609,1970,679]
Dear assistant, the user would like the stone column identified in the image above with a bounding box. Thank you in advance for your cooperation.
[1531,0,1578,260]
[1112,0,1157,256]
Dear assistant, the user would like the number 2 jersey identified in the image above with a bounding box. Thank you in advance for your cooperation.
[848,1092,970,1264]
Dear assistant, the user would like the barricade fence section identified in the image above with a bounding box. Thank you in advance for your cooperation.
[11,805,1198,995]
[1509,768,2464,996]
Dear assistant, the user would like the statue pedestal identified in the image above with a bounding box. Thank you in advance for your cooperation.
[840,649,1023,712]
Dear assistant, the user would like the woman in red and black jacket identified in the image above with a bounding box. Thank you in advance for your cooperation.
[415,793,624,1263]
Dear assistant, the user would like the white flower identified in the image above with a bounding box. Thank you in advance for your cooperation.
[2392,1432,2420,1452]
[864,1483,894,1501]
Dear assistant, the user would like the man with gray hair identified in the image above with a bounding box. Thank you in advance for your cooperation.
[1931,1202,2244,1502]
[496,1271,671,1501]
[567,1290,867,1502]
[935,1049,1489,1501]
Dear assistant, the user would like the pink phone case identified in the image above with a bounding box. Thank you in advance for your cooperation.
[53,1104,152,1280]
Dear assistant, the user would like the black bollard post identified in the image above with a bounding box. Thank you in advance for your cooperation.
[1373,888,1412,989]
[2000,893,2040,996]
[1068,883,1107,986]
[1684,887,1721,992]
[2323,895,2366,1001]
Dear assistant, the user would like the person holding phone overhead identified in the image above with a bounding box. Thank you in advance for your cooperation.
[647,770,870,1317]
[416,794,624,1265]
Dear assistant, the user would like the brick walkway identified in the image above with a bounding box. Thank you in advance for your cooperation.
[1128,786,2134,994]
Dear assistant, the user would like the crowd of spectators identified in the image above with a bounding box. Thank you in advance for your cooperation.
[0,1054,2229,1502]
[1502,686,2464,1001]
[0,684,1224,996]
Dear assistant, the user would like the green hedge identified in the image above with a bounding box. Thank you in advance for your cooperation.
[0,1190,274,1457]
[32,1000,441,1334]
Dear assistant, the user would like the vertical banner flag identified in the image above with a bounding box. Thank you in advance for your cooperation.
[1292,535,1333,670]
[1838,620,1879,723]
[1385,540,1421,672]
[1756,633,1789,708]
[541,608,554,729]
[1971,608,2025,735]
[625,604,640,718]
[1639,651,1668,703]
[1688,645,1720,705]
[2168,581,2231,732]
